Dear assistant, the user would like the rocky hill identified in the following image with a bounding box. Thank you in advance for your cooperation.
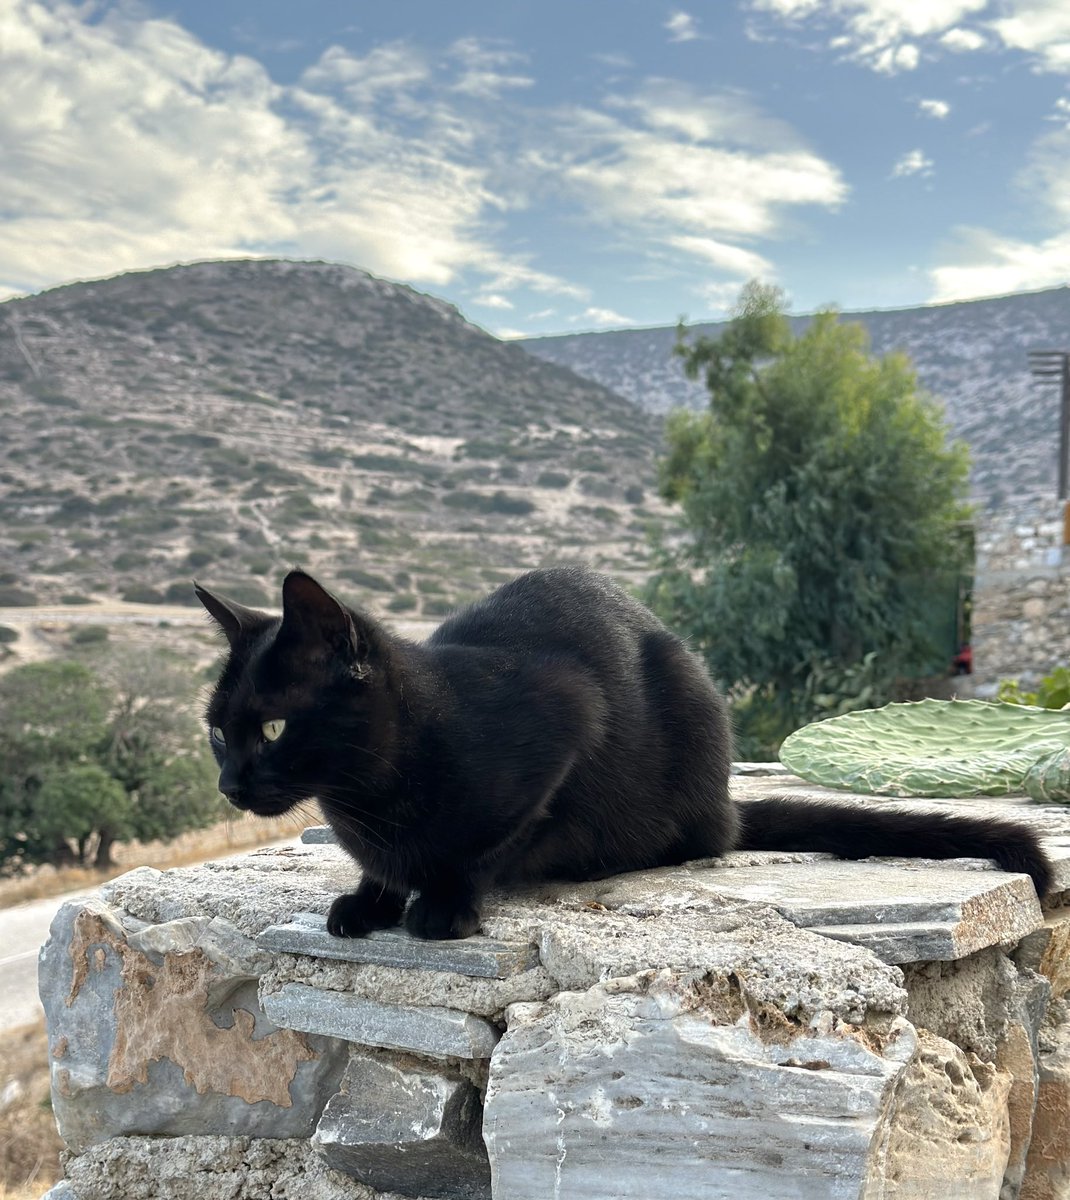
[0,260,663,617]
[524,287,1070,506]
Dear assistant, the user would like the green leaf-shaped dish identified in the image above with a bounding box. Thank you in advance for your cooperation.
[778,698,1070,801]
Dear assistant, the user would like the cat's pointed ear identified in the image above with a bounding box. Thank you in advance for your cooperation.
[194,582,269,648]
[280,570,370,662]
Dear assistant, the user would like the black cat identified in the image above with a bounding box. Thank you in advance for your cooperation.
[197,567,1052,940]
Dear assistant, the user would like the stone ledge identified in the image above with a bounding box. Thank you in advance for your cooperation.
[259,912,537,979]
[41,774,1070,1200]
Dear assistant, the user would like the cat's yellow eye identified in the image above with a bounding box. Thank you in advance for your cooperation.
[210,726,225,745]
[262,719,286,742]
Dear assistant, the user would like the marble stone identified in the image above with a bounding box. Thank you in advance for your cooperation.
[262,983,500,1060]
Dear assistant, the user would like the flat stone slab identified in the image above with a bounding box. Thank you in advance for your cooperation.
[262,982,501,1059]
[707,860,1043,964]
[258,912,538,978]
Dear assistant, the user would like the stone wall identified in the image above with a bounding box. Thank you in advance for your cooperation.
[37,778,1070,1200]
[971,495,1069,692]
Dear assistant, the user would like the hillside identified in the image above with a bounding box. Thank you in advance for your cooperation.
[524,286,1070,505]
[0,260,664,618]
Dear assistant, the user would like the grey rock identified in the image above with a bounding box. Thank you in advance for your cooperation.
[702,859,1043,963]
[301,825,337,844]
[259,913,537,978]
[507,895,909,1025]
[313,1051,490,1199]
[484,969,917,1200]
[263,983,500,1059]
[60,1135,391,1199]
[40,1184,81,1200]
[39,898,348,1153]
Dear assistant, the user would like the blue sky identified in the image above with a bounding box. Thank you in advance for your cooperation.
[2,1,1070,334]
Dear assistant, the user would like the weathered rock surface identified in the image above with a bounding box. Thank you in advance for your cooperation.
[313,1052,491,1199]
[484,969,916,1200]
[55,1135,403,1199]
[879,1029,1013,1198]
[39,898,348,1153]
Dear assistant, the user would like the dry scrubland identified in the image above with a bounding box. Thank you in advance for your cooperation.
[0,1022,62,1199]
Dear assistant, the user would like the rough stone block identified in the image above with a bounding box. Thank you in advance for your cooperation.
[313,1051,490,1199]
[879,1029,1013,1198]
[59,1135,391,1199]
[1021,1012,1070,1200]
[262,982,500,1059]
[258,912,537,978]
[484,969,917,1200]
[38,899,348,1153]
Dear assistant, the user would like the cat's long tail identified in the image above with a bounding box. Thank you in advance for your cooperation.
[735,795,1053,897]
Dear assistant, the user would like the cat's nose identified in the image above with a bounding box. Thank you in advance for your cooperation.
[221,784,247,807]
[218,766,247,807]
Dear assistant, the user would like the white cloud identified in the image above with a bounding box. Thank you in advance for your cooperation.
[665,11,703,42]
[918,98,951,118]
[753,0,1070,73]
[554,81,846,244]
[991,1,1070,72]
[929,128,1070,299]
[750,0,986,72]
[448,37,534,97]
[668,235,774,277]
[473,293,514,309]
[930,227,1070,300]
[0,4,577,303]
[572,306,635,327]
[891,148,935,177]
[940,26,988,50]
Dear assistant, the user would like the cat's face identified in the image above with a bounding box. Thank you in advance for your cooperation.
[197,571,378,817]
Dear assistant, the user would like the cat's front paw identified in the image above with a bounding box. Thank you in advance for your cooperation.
[327,887,404,938]
[405,892,481,940]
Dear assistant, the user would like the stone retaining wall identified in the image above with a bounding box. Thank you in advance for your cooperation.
[39,777,1070,1200]
[972,495,1069,691]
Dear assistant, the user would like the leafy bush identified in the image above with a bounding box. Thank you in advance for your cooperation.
[441,490,535,516]
[537,471,571,488]
[121,585,166,604]
[0,625,17,644]
[0,585,37,606]
[998,667,1070,710]
[71,625,109,645]
[337,567,394,592]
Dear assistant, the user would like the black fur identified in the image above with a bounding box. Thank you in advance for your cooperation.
[197,566,1052,939]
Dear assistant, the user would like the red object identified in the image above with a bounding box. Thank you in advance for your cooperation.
[952,644,972,675]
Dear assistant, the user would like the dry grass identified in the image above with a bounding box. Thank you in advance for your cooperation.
[0,1022,62,1199]
[0,810,318,910]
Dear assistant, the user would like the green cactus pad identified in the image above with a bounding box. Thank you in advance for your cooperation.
[778,699,1070,801]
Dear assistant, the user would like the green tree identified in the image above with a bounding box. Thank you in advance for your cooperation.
[646,282,971,756]
[0,661,112,867]
[0,654,224,873]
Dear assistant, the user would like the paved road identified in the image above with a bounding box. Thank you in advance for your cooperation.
[0,838,301,1034]
[0,888,100,1032]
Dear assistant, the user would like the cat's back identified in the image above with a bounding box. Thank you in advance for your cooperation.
[426,565,660,658]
